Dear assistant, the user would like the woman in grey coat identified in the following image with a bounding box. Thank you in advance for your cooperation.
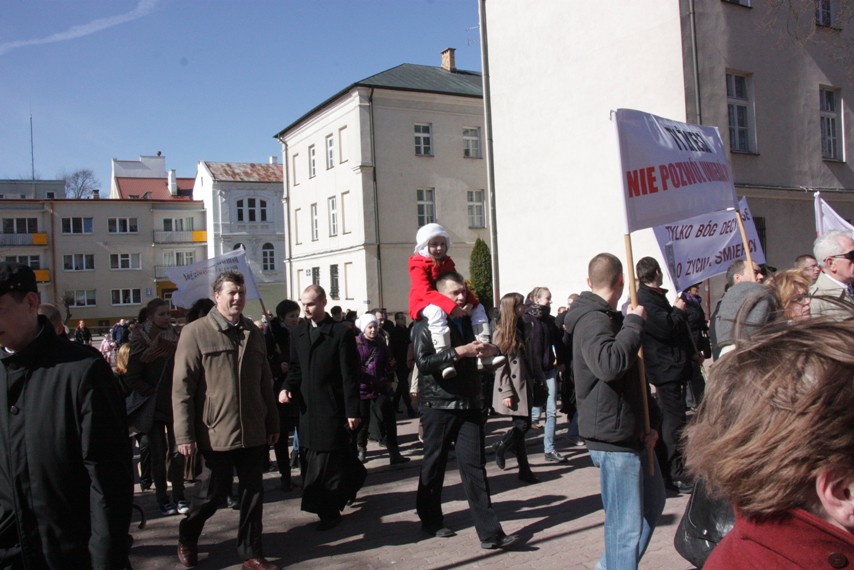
[491,292,538,484]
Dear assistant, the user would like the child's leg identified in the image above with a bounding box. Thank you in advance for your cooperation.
[422,304,457,379]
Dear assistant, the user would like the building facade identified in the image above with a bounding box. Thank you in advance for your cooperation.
[194,160,286,319]
[275,49,490,315]
[482,0,854,303]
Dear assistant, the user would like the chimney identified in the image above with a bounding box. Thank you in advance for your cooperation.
[91,189,100,199]
[441,48,456,72]
[269,155,278,165]
[167,169,177,196]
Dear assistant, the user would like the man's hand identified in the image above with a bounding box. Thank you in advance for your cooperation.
[178,442,196,457]
[347,417,361,431]
[410,393,418,409]
[268,433,280,445]
[628,304,647,320]
[460,303,474,317]
[449,306,464,318]
[674,297,686,311]
[279,390,292,404]
[455,341,482,359]
[642,429,659,450]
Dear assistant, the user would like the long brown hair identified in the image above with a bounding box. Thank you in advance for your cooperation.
[495,292,524,355]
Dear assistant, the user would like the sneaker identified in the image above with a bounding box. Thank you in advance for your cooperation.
[160,502,179,516]
[176,500,190,515]
[544,451,569,464]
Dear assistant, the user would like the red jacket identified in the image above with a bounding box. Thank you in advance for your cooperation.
[706,508,854,569]
[408,254,478,321]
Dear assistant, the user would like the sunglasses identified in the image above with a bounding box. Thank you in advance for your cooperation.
[829,250,854,262]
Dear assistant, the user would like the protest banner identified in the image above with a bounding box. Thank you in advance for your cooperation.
[653,198,765,292]
[814,191,854,237]
[166,247,261,309]
[614,108,738,233]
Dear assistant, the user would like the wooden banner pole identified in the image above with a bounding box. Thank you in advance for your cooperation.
[623,233,655,476]
[735,209,756,283]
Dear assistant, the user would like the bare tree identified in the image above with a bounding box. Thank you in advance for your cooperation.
[64,169,100,198]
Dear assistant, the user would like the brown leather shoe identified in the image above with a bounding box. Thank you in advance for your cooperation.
[177,542,198,567]
[242,558,281,570]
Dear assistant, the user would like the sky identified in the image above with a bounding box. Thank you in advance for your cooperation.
[0,0,483,190]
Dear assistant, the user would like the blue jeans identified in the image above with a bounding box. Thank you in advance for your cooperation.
[531,370,558,453]
[589,448,665,570]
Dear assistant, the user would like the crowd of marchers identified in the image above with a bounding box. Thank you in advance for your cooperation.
[1,227,853,569]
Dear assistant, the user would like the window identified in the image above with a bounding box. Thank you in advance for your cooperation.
[338,126,349,163]
[726,73,754,152]
[344,262,353,300]
[108,217,138,233]
[262,243,275,271]
[310,203,319,241]
[111,288,142,306]
[308,145,316,178]
[311,266,320,285]
[467,190,486,228]
[163,217,193,231]
[236,199,268,223]
[463,128,482,158]
[328,196,338,236]
[62,218,92,234]
[329,264,340,300]
[326,135,335,169]
[816,0,833,26]
[110,253,141,270]
[341,191,351,234]
[46,192,55,199]
[417,188,436,226]
[294,208,302,244]
[63,254,95,271]
[6,255,40,269]
[66,289,96,307]
[2,218,37,234]
[292,153,300,185]
[820,87,841,160]
[415,123,433,156]
[754,216,767,255]
[163,251,195,266]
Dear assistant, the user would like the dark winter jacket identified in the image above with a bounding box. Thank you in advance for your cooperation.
[356,333,393,399]
[412,316,482,410]
[0,316,133,569]
[636,283,692,386]
[286,315,361,451]
[521,303,563,380]
[564,292,654,452]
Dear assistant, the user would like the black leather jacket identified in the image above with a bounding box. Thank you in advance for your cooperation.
[411,317,482,410]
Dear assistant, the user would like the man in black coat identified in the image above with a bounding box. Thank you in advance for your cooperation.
[0,262,133,569]
[635,257,693,493]
[282,284,365,530]
[413,271,520,550]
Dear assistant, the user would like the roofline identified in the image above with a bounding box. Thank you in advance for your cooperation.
[273,71,483,141]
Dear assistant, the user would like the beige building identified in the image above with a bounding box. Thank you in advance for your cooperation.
[0,197,205,327]
[482,0,854,303]
[275,49,490,315]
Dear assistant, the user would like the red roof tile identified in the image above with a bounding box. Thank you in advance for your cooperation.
[204,162,283,183]
[114,177,194,200]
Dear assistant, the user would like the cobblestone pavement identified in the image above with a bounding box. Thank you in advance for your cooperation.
[128,413,693,570]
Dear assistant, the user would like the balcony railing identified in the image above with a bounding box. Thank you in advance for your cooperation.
[153,230,207,244]
[0,232,48,246]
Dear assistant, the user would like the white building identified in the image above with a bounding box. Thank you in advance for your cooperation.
[194,160,286,319]
[275,49,490,315]
[482,0,854,303]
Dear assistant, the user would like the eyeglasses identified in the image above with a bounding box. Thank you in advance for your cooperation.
[829,250,854,262]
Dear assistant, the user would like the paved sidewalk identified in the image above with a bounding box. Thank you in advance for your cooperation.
[128,414,693,569]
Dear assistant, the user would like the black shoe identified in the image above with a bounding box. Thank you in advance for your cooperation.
[492,441,507,470]
[357,446,367,463]
[544,451,569,464]
[290,451,300,469]
[481,533,522,550]
[518,472,539,484]
[280,477,292,492]
[160,502,179,516]
[389,453,410,465]
[139,480,152,492]
[422,524,456,538]
[226,495,239,510]
[317,513,342,531]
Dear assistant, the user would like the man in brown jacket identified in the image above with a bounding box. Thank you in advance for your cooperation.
[173,270,280,570]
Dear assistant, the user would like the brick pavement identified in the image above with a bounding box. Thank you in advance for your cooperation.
[128,413,693,569]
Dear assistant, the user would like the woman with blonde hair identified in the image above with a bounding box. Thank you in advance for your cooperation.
[767,267,812,320]
[491,292,538,483]
[683,316,854,567]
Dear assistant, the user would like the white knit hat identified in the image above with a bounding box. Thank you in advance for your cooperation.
[355,313,378,333]
[414,223,451,257]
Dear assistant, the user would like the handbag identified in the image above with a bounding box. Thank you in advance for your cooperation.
[673,479,736,568]
[125,361,168,437]
[530,377,549,408]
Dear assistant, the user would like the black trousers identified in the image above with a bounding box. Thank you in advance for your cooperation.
[148,420,185,504]
[500,415,533,475]
[416,407,503,541]
[179,445,266,560]
[655,382,688,483]
[353,393,401,453]
[272,402,299,481]
[392,367,414,413]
